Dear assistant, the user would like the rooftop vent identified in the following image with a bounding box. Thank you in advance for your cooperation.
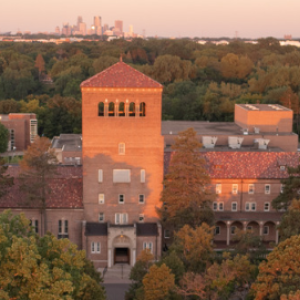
[228,136,244,149]
[202,136,218,149]
[254,127,260,134]
[245,104,259,110]
[254,138,270,150]
[268,104,282,111]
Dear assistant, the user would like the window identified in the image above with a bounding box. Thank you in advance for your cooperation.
[99,213,105,223]
[280,165,286,171]
[143,242,153,252]
[213,202,217,211]
[115,213,128,225]
[216,184,222,194]
[140,102,146,117]
[231,202,237,211]
[139,214,144,222]
[113,169,131,183]
[118,194,125,204]
[232,184,238,194]
[98,194,105,204]
[139,195,145,204]
[118,143,125,155]
[108,102,115,117]
[245,202,256,211]
[281,184,285,194]
[264,202,270,211]
[265,184,271,194]
[214,226,220,235]
[248,184,255,194]
[30,119,38,143]
[98,169,103,183]
[119,102,125,117]
[91,242,101,253]
[263,226,269,235]
[30,219,38,233]
[129,102,135,117]
[140,169,146,183]
[10,129,15,150]
[164,229,171,238]
[231,226,236,235]
[58,220,69,239]
[247,226,253,231]
[218,202,224,211]
[98,102,104,116]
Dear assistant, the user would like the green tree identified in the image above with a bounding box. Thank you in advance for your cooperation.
[0,123,9,153]
[160,251,185,284]
[159,128,215,229]
[0,210,105,300]
[19,136,58,235]
[252,235,300,300]
[0,158,14,199]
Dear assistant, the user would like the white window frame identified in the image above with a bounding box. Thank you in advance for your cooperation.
[232,184,238,194]
[91,242,101,254]
[58,219,68,239]
[98,194,105,204]
[98,169,103,183]
[245,202,250,211]
[231,202,237,211]
[248,184,255,194]
[113,169,131,183]
[280,184,285,194]
[263,226,269,235]
[164,229,171,239]
[279,165,286,171]
[99,213,105,223]
[115,213,128,225]
[213,202,218,211]
[245,202,256,211]
[139,195,145,204]
[264,202,270,212]
[30,219,39,233]
[216,184,222,194]
[138,214,145,223]
[265,184,271,195]
[118,143,125,155]
[218,202,224,211]
[140,169,146,183]
[118,194,125,204]
[251,202,256,211]
[143,242,153,253]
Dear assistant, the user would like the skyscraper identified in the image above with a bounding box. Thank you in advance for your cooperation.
[94,16,102,35]
[114,20,123,33]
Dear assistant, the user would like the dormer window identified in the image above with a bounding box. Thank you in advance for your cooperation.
[118,143,125,155]
[279,165,286,171]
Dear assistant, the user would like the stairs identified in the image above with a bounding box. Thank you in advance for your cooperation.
[100,264,132,283]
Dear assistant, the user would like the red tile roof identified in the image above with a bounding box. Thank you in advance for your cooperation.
[80,62,162,88]
[164,152,300,179]
[0,166,83,209]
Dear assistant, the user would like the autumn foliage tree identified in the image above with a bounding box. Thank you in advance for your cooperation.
[0,123,9,153]
[35,53,45,76]
[252,235,300,300]
[159,128,215,229]
[19,136,58,235]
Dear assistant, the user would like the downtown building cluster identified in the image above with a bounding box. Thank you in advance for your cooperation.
[0,62,298,269]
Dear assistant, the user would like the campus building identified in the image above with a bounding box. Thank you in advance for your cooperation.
[0,62,299,269]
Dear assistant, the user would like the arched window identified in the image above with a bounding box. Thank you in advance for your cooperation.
[119,102,125,117]
[129,102,135,117]
[98,102,104,116]
[108,102,115,117]
[140,102,146,117]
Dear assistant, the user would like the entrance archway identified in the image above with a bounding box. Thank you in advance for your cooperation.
[112,234,132,265]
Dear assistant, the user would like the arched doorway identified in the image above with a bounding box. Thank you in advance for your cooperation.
[112,234,132,265]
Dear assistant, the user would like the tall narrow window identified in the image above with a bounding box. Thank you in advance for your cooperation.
[232,184,238,194]
[115,213,128,224]
[108,102,115,117]
[129,102,135,117]
[265,184,271,194]
[213,202,217,211]
[91,242,101,253]
[143,242,153,252]
[99,213,105,223]
[119,102,125,117]
[30,119,38,143]
[264,202,270,211]
[139,214,145,222]
[216,184,222,194]
[231,202,237,211]
[248,184,254,194]
[98,169,103,183]
[10,129,15,150]
[98,194,105,204]
[140,169,146,183]
[118,143,125,155]
[30,219,38,233]
[139,195,145,204]
[119,195,125,204]
[139,102,146,117]
[58,220,68,239]
[98,102,104,116]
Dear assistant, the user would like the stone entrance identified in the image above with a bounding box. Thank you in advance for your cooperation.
[114,248,130,264]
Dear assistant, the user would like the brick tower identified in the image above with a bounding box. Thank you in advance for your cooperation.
[80,62,164,268]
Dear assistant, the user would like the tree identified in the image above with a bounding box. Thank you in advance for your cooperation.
[0,123,9,153]
[272,166,300,210]
[0,158,14,199]
[0,210,105,300]
[35,53,45,77]
[277,199,300,241]
[142,264,175,300]
[252,235,300,300]
[159,128,215,229]
[19,136,58,235]
[171,223,214,272]
[160,251,185,284]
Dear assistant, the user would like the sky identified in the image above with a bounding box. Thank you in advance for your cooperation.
[1,0,300,38]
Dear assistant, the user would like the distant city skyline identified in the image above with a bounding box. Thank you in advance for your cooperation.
[1,0,300,38]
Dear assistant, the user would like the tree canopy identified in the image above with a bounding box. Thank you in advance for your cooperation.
[0,123,9,153]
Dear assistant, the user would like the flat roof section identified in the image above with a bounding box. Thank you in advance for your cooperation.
[237,104,291,111]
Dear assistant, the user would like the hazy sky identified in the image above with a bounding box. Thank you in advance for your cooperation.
[1,0,300,38]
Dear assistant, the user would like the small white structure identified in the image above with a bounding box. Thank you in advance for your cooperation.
[228,136,244,149]
[202,136,218,149]
[254,138,270,150]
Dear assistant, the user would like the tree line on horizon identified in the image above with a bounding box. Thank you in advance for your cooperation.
[1,37,300,137]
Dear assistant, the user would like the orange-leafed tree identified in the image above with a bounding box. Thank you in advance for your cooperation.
[35,53,45,77]
[142,264,175,300]
[19,136,58,235]
[159,127,215,229]
[252,235,300,300]
[281,291,300,300]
